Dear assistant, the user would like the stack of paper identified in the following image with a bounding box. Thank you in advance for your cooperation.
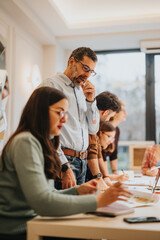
[123,177,154,186]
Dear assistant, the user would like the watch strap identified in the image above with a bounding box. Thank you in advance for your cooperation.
[92,172,102,179]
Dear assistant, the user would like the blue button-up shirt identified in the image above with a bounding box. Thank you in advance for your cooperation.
[43,73,100,164]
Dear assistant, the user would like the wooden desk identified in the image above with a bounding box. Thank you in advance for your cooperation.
[27,201,160,240]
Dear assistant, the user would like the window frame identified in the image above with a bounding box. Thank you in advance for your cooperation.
[95,49,159,141]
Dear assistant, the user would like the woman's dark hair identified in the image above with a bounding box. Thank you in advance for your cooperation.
[98,121,116,152]
[99,121,116,133]
[2,87,67,179]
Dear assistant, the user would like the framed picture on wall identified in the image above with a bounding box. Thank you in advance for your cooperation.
[129,142,155,172]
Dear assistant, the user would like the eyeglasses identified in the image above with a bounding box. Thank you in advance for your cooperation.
[50,108,69,120]
[75,59,96,77]
[108,136,115,142]
[102,132,115,142]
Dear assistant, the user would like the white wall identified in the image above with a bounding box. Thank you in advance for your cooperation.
[43,42,65,80]
[43,45,56,80]
[13,29,43,130]
[55,43,66,73]
[0,8,67,143]
[0,9,43,138]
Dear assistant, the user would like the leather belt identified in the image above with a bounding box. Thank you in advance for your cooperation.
[62,148,88,160]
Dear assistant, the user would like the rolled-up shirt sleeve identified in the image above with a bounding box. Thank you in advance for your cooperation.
[86,100,100,135]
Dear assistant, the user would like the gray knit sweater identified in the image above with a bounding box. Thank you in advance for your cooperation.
[0,132,97,234]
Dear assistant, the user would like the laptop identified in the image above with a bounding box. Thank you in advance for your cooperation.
[152,167,160,193]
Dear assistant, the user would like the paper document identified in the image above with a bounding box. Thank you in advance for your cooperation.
[123,177,154,186]
[126,189,159,208]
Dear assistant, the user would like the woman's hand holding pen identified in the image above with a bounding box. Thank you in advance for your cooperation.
[96,181,131,208]
[117,174,129,181]
[118,169,129,181]
[76,179,99,195]
[76,180,131,208]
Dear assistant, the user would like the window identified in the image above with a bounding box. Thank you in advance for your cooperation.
[93,51,146,141]
[155,54,160,143]
[0,40,5,69]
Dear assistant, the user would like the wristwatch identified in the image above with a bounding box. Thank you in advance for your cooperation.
[93,172,102,179]
[61,163,70,172]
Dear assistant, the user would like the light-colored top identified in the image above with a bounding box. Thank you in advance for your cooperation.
[42,73,100,164]
[0,132,97,234]
[141,144,158,175]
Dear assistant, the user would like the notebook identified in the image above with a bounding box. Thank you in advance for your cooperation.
[87,202,134,217]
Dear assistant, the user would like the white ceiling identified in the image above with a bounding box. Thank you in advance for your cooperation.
[0,0,160,50]
[51,0,160,27]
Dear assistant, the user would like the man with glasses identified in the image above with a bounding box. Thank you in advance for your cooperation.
[43,47,99,189]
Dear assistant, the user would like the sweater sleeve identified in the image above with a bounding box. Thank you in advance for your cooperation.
[11,133,97,217]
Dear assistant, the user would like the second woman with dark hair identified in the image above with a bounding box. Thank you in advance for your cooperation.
[86,121,129,189]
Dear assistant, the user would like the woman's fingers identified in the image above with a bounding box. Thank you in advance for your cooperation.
[117,197,128,202]
[112,181,122,187]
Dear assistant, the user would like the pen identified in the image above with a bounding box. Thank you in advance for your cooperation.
[121,169,125,174]
[91,182,96,187]
[91,182,101,195]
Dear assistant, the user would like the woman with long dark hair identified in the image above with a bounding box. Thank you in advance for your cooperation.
[0,87,130,240]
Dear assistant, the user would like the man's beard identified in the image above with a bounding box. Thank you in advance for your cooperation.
[71,65,87,86]
[72,75,87,86]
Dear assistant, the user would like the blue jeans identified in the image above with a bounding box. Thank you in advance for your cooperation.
[66,155,87,185]
[55,156,87,189]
